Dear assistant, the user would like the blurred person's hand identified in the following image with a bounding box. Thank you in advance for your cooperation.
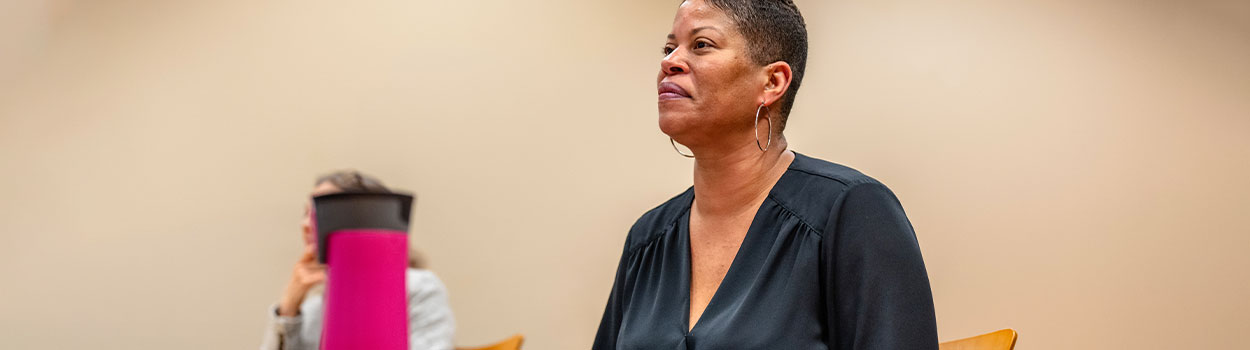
[277,246,326,316]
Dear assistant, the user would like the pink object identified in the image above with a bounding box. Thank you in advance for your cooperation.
[320,229,409,350]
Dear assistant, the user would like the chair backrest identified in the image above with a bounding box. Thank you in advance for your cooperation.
[939,329,1018,350]
[455,334,524,350]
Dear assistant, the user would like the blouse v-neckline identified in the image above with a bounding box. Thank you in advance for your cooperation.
[680,158,798,335]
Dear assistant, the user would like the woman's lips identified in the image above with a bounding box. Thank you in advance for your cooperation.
[658,82,690,101]
[659,92,686,100]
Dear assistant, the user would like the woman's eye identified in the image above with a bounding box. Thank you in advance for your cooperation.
[695,41,709,49]
[663,46,675,55]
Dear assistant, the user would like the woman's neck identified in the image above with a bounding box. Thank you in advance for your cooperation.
[690,136,793,218]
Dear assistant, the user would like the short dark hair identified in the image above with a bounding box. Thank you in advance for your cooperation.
[701,0,808,129]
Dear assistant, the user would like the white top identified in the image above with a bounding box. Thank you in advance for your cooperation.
[260,268,456,350]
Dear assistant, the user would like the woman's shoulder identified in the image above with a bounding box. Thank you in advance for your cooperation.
[621,188,693,255]
[773,152,898,233]
[405,268,449,295]
[786,152,882,187]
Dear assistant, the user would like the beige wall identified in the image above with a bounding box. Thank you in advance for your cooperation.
[1,0,1246,349]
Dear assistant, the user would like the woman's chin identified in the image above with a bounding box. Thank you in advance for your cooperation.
[657,113,694,138]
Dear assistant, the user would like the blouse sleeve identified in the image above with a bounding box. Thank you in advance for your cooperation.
[592,243,633,350]
[821,182,939,349]
[259,304,312,350]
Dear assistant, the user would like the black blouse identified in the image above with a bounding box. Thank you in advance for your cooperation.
[593,153,938,350]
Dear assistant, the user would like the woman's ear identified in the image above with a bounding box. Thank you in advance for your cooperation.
[762,61,793,107]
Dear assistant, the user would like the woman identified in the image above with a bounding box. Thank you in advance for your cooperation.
[260,170,456,350]
[593,1,938,349]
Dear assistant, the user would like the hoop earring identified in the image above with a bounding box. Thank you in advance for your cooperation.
[755,103,772,152]
[670,137,695,158]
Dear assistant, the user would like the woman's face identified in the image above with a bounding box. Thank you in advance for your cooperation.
[300,182,343,248]
[658,0,767,145]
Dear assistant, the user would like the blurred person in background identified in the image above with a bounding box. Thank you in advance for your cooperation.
[260,170,455,350]
[593,1,938,349]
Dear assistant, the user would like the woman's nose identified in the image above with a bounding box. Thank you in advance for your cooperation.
[661,52,688,75]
